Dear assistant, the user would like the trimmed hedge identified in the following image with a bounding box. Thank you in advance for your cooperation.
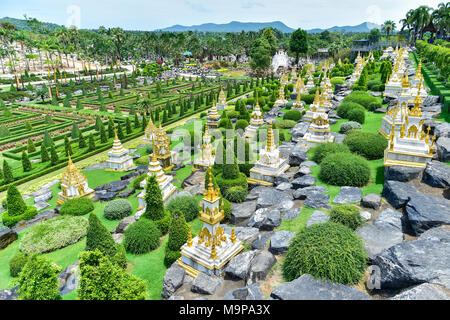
[337,101,365,119]
[224,185,248,203]
[283,110,302,122]
[9,252,30,277]
[104,199,132,220]
[343,91,378,109]
[2,206,38,228]
[330,205,363,230]
[344,131,387,160]
[319,152,370,187]
[282,222,367,284]
[312,143,351,164]
[339,121,362,134]
[347,108,365,124]
[60,198,94,216]
[166,196,199,222]
[216,172,248,195]
[124,218,161,254]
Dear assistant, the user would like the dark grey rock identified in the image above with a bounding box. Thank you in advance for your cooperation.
[290,122,310,142]
[168,296,184,300]
[33,201,50,211]
[274,174,290,186]
[288,144,309,166]
[294,166,312,179]
[58,261,79,296]
[191,273,222,295]
[0,228,18,250]
[304,193,331,209]
[419,227,450,243]
[230,201,256,225]
[276,182,292,191]
[375,107,387,113]
[301,161,318,168]
[225,250,257,280]
[113,216,136,233]
[292,175,316,189]
[276,199,295,211]
[270,274,372,300]
[422,160,450,188]
[120,171,139,181]
[247,251,277,284]
[333,186,362,204]
[162,263,186,299]
[384,166,423,182]
[96,191,118,201]
[422,95,440,107]
[251,232,274,250]
[247,208,281,231]
[269,231,296,255]
[390,283,449,300]
[306,211,329,227]
[12,209,59,233]
[293,186,328,200]
[437,137,450,162]
[222,226,260,243]
[283,208,301,220]
[118,188,136,198]
[435,122,450,138]
[0,287,18,300]
[382,180,418,209]
[356,209,404,259]
[373,238,450,290]
[256,187,293,209]
[361,193,382,210]
[224,283,264,300]
[406,192,450,235]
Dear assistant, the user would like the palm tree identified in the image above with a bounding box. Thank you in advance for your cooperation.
[432,2,450,40]
[382,20,397,36]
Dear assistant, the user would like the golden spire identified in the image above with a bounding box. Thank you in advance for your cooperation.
[231,228,236,244]
[187,226,193,247]
[410,94,422,117]
[313,87,320,104]
[402,73,409,88]
[266,120,274,150]
[204,165,220,202]
[151,140,158,162]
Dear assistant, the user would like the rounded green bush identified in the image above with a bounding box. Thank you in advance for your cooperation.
[343,91,378,109]
[19,216,88,254]
[154,210,171,235]
[235,119,249,131]
[367,102,382,112]
[164,248,181,267]
[9,252,30,277]
[224,186,248,203]
[216,172,248,195]
[339,121,362,134]
[337,101,365,119]
[124,218,161,254]
[103,199,132,220]
[277,119,297,129]
[222,198,232,221]
[312,143,351,164]
[282,222,367,284]
[2,206,37,228]
[319,152,370,187]
[60,198,94,216]
[145,144,153,154]
[133,174,147,189]
[367,79,382,91]
[330,205,363,230]
[283,110,302,122]
[347,108,365,124]
[344,131,388,160]
[166,196,199,222]
[301,94,315,105]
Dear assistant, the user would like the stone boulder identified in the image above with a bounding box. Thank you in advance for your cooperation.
[333,187,362,204]
[306,211,330,227]
[162,263,186,299]
[390,283,449,300]
[269,231,296,255]
[256,187,293,209]
[304,193,331,209]
[293,166,312,179]
[230,201,256,225]
[419,227,450,243]
[373,238,450,290]
[247,209,281,231]
[113,216,136,233]
[118,188,135,198]
[422,160,450,188]
[222,226,260,243]
[356,209,404,259]
[251,232,273,250]
[406,192,450,235]
[437,137,450,162]
[270,274,372,300]
[288,144,309,166]
[225,250,257,280]
[384,166,423,182]
[435,122,450,138]
[58,261,79,296]
[224,283,264,300]
[361,193,382,210]
[293,186,328,200]
[246,251,277,285]
[290,122,310,142]
[191,273,222,295]
[382,180,418,209]
[33,189,52,203]
[422,95,440,107]
[301,161,318,168]
[0,229,18,250]
[274,174,290,186]
[0,287,18,300]
[276,182,292,191]
[291,175,316,189]
[283,208,301,220]
[181,170,205,196]
[12,209,59,233]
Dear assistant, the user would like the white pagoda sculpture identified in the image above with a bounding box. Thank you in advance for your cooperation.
[137,151,177,209]
[206,102,221,130]
[303,88,326,122]
[301,112,334,147]
[142,117,156,144]
[57,154,94,205]
[248,121,290,186]
[274,85,288,107]
[194,124,216,171]
[292,91,305,112]
[216,88,227,110]
[106,132,134,171]
[384,95,435,168]
[153,123,175,169]
[244,96,265,139]
[178,166,243,277]
[305,73,315,91]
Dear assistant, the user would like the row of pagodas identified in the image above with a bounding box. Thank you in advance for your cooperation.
[384,59,427,100]
[349,52,366,85]
[142,117,177,170]
[381,46,409,61]
[274,73,289,107]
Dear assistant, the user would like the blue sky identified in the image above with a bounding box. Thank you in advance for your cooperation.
[0,0,443,30]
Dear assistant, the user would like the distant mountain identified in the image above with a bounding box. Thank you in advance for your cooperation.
[307,22,381,34]
[158,21,295,33]
[0,17,62,31]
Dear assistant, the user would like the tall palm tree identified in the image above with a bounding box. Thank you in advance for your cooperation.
[432,2,450,39]
[382,20,397,36]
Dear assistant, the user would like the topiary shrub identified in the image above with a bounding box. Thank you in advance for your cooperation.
[154,210,171,235]
[133,174,147,189]
[20,216,88,254]
[166,196,199,222]
[124,218,161,254]
[277,120,297,129]
[9,252,30,277]
[312,143,351,164]
[343,91,378,109]
[135,156,149,166]
[367,102,382,112]
[60,198,94,216]
[337,101,365,119]
[2,206,38,229]
[339,121,362,134]
[282,222,367,284]
[103,199,132,220]
[319,152,370,187]
[235,119,249,131]
[164,248,181,267]
[85,213,117,258]
[330,205,363,231]
[301,94,315,105]
[283,110,302,122]
[347,108,365,124]
[367,79,382,91]
[344,131,387,160]
[216,172,248,195]
[110,244,127,270]
[224,185,248,203]
[222,198,232,221]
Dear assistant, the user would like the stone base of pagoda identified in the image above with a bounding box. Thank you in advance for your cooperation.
[300,133,335,147]
[248,161,290,186]
[179,238,244,277]
[244,124,261,140]
[56,188,95,205]
[216,103,226,110]
[137,185,178,210]
[384,148,432,168]
[274,99,288,107]
[105,158,134,172]
[193,159,215,171]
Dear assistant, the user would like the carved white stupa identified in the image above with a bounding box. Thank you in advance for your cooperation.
[216,88,227,110]
[409,60,427,99]
[292,90,305,112]
[274,85,288,107]
[194,124,216,170]
[248,121,290,186]
[178,166,243,277]
[142,117,156,144]
[301,112,334,147]
[303,88,327,122]
[305,73,315,91]
[106,132,134,171]
[137,151,177,209]
[57,154,94,204]
[244,96,265,139]
[153,123,175,169]
[206,102,221,130]
[384,95,435,168]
